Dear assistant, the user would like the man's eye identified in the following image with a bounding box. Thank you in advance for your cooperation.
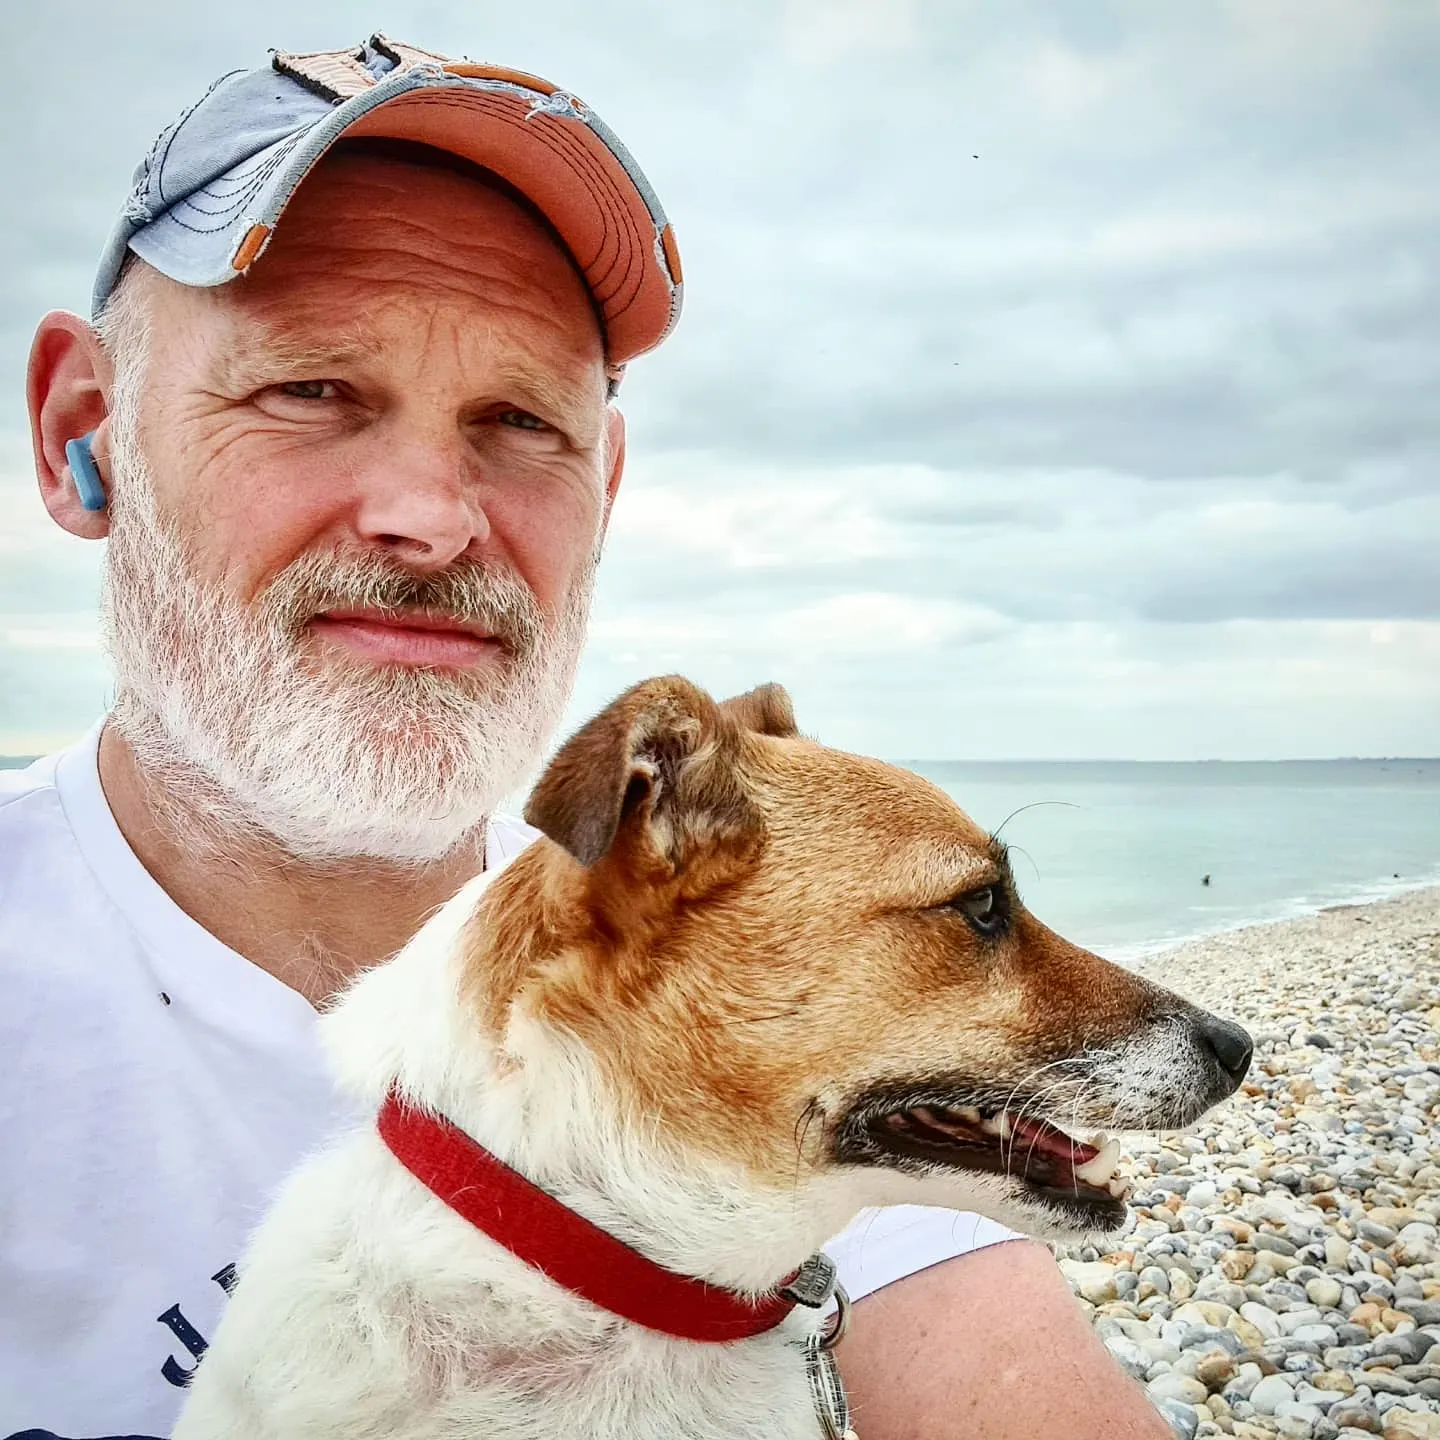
[276,380,337,400]
[497,409,548,431]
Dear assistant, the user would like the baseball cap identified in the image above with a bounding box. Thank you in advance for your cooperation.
[93,34,683,379]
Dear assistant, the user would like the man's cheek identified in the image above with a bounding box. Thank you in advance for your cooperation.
[494,490,603,610]
[209,512,349,609]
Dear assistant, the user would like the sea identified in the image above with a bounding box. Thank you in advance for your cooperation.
[908,758,1440,961]
[3,752,1437,963]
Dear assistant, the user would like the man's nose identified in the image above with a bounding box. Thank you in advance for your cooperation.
[1196,1013,1253,1085]
[351,437,491,568]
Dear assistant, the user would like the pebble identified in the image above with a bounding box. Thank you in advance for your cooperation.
[1243,1302,1286,1341]
[1331,1400,1385,1432]
[1197,1354,1239,1389]
[1059,1258,1118,1304]
[1150,1374,1210,1405]
[1104,1333,1151,1379]
[1050,890,1440,1440]
[1383,1411,1440,1439]
[1157,1396,1202,1438]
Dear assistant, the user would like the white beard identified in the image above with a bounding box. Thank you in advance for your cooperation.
[100,442,594,864]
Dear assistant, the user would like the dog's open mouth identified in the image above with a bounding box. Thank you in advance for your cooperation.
[845,1097,1130,1224]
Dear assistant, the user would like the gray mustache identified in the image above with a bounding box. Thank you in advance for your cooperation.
[264,553,545,653]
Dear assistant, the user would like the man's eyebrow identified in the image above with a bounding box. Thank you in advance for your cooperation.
[211,325,382,388]
[489,359,605,439]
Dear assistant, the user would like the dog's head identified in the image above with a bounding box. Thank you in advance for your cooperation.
[475,676,1250,1241]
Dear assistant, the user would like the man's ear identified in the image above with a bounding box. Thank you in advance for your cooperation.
[599,406,626,536]
[28,311,115,540]
[719,682,798,738]
[524,675,760,876]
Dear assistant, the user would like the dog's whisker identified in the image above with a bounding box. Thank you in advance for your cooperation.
[1011,1076,1087,1174]
[995,1055,1093,1173]
[791,1099,823,1198]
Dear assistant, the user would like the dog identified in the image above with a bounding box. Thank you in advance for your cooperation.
[173,675,1252,1440]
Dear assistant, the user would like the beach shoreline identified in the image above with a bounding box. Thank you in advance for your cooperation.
[1130,882,1440,1014]
[1108,878,1440,971]
[1059,884,1440,1439]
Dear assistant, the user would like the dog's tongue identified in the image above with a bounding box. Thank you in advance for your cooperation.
[1010,1115,1100,1167]
[1011,1117,1129,1192]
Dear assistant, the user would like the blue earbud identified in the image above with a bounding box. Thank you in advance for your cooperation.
[65,431,106,512]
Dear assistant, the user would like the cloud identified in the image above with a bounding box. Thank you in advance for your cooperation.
[1,0,1437,758]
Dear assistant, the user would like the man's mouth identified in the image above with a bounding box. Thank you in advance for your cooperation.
[839,1094,1130,1226]
[308,608,502,668]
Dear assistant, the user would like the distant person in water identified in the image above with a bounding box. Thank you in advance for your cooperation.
[0,32,1170,1440]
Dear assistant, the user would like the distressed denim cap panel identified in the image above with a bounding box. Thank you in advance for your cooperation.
[91,35,683,375]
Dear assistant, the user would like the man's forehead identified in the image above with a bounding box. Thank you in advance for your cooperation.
[268,153,597,308]
[188,244,599,375]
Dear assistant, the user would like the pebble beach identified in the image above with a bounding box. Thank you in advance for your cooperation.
[1055,885,1440,1440]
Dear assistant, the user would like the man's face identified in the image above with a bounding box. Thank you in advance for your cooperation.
[102,152,617,861]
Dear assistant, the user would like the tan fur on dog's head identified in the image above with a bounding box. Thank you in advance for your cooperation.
[463,676,1250,1240]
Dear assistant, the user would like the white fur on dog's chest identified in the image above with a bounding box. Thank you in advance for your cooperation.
[173,1129,827,1440]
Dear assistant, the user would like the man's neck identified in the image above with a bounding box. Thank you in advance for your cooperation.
[97,723,488,1007]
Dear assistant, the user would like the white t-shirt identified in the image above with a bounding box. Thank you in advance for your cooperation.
[0,725,1016,1440]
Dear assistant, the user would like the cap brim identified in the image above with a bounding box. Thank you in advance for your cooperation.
[126,69,681,368]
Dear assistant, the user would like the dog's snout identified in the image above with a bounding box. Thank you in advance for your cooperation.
[1197,1013,1253,1084]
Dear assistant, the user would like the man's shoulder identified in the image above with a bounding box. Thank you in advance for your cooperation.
[0,752,72,874]
[0,734,125,969]
[0,750,63,811]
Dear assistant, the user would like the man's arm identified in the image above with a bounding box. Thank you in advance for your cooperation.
[836,1240,1170,1440]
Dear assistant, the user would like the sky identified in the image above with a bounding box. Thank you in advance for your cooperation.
[2,0,1438,760]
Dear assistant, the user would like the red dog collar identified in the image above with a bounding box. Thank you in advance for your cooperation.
[377,1089,829,1343]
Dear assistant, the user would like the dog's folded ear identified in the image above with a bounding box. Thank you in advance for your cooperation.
[524,675,766,875]
[718,682,797,738]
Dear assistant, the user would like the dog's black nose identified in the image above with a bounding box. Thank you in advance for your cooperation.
[1199,1014,1253,1081]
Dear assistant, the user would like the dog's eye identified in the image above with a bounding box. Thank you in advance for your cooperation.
[950,886,1006,936]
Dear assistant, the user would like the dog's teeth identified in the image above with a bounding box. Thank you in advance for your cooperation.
[1105,1175,1131,1200]
[955,1106,982,1125]
[1073,1136,1122,1186]
[995,1111,1013,1139]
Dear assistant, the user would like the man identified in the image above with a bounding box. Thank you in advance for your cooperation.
[1,34,1168,1440]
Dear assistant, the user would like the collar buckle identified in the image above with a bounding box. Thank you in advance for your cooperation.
[779,1251,838,1310]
